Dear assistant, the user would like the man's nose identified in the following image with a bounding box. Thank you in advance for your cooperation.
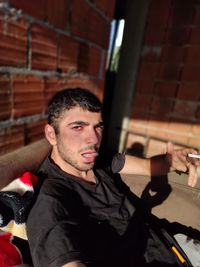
[85,129,99,144]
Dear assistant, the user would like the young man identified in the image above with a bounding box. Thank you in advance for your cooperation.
[27,88,199,267]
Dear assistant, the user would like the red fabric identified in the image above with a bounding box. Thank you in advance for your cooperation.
[0,232,22,267]
[19,171,38,187]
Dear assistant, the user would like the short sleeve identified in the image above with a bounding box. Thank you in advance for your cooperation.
[111,153,125,173]
[27,194,87,267]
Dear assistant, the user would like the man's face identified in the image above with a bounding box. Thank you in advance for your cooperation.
[49,106,103,175]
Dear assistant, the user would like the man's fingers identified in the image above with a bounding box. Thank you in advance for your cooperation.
[188,164,198,187]
[176,148,198,170]
[186,153,200,166]
[166,142,174,154]
[166,143,199,177]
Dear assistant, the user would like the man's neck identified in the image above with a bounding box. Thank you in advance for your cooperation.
[50,153,96,184]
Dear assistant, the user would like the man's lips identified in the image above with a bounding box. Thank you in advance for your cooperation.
[81,151,98,162]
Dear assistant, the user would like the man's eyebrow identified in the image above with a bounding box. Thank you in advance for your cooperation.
[67,121,89,126]
[67,121,104,127]
[95,121,104,127]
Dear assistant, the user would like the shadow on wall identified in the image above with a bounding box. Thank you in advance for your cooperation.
[126,141,145,158]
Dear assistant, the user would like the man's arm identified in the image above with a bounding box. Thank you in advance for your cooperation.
[62,262,86,267]
[120,142,199,187]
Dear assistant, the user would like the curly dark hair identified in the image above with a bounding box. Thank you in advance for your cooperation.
[47,88,103,133]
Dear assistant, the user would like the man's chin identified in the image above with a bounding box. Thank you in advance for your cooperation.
[80,162,95,171]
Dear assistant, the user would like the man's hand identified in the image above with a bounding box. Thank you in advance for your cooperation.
[166,142,200,187]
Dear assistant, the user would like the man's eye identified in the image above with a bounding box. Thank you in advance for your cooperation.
[72,126,82,131]
[96,125,104,132]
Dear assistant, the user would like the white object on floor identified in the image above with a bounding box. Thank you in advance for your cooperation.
[175,234,200,267]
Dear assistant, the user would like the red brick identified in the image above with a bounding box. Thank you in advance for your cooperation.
[135,78,155,94]
[30,24,58,70]
[191,123,200,135]
[0,125,25,155]
[169,1,195,27]
[101,20,111,49]
[100,54,107,81]
[0,15,27,36]
[47,0,70,29]
[181,65,200,81]
[45,76,101,101]
[188,137,200,148]
[71,0,92,40]
[157,63,181,80]
[154,81,177,97]
[150,96,173,118]
[25,119,46,144]
[57,35,78,73]
[173,100,197,119]
[89,11,110,48]
[44,77,68,106]
[147,116,168,139]
[66,77,100,95]
[185,46,200,64]
[71,0,110,48]
[66,77,89,88]
[144,25,165,45]
[166,131,190,145]
[141,46,162,62]
[0,16,27,67]
[95,82,104,102]
[137,62,159,80]
[148,0,172,13]
[106,0,116,19]
[168,118,192,132]
[177,82,200,101]
[194,4,200,26]
[94,0,116,18]
[128,116,149,136]
[0,75,11,120]
[130,110,149,120]
[147,1,170,28]
[190,27,200,45]
[165,27,191,45]
[128,123,147,136]
[78,44,101,76]
[10,0,47,21]
[195,105,200,119]
[132,93,153,111]
[161,45,185,64]
[12,75,45,117]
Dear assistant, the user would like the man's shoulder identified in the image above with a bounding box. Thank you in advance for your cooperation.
[37,156,51,174]
[36,157,69,184]
[95,151,125,174]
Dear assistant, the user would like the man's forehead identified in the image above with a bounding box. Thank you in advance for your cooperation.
[60,107,103,123]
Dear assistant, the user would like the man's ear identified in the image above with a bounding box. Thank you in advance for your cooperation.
[45,124,57,146]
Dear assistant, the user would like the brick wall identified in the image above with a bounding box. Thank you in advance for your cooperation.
[127,0,200,156]
[0,0,115,155]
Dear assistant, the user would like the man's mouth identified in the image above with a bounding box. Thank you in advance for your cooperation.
[81,151,98,162]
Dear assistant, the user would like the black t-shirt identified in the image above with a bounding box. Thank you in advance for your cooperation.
[27,155,178,267]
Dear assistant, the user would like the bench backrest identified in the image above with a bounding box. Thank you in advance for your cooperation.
[0,139,51,189]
